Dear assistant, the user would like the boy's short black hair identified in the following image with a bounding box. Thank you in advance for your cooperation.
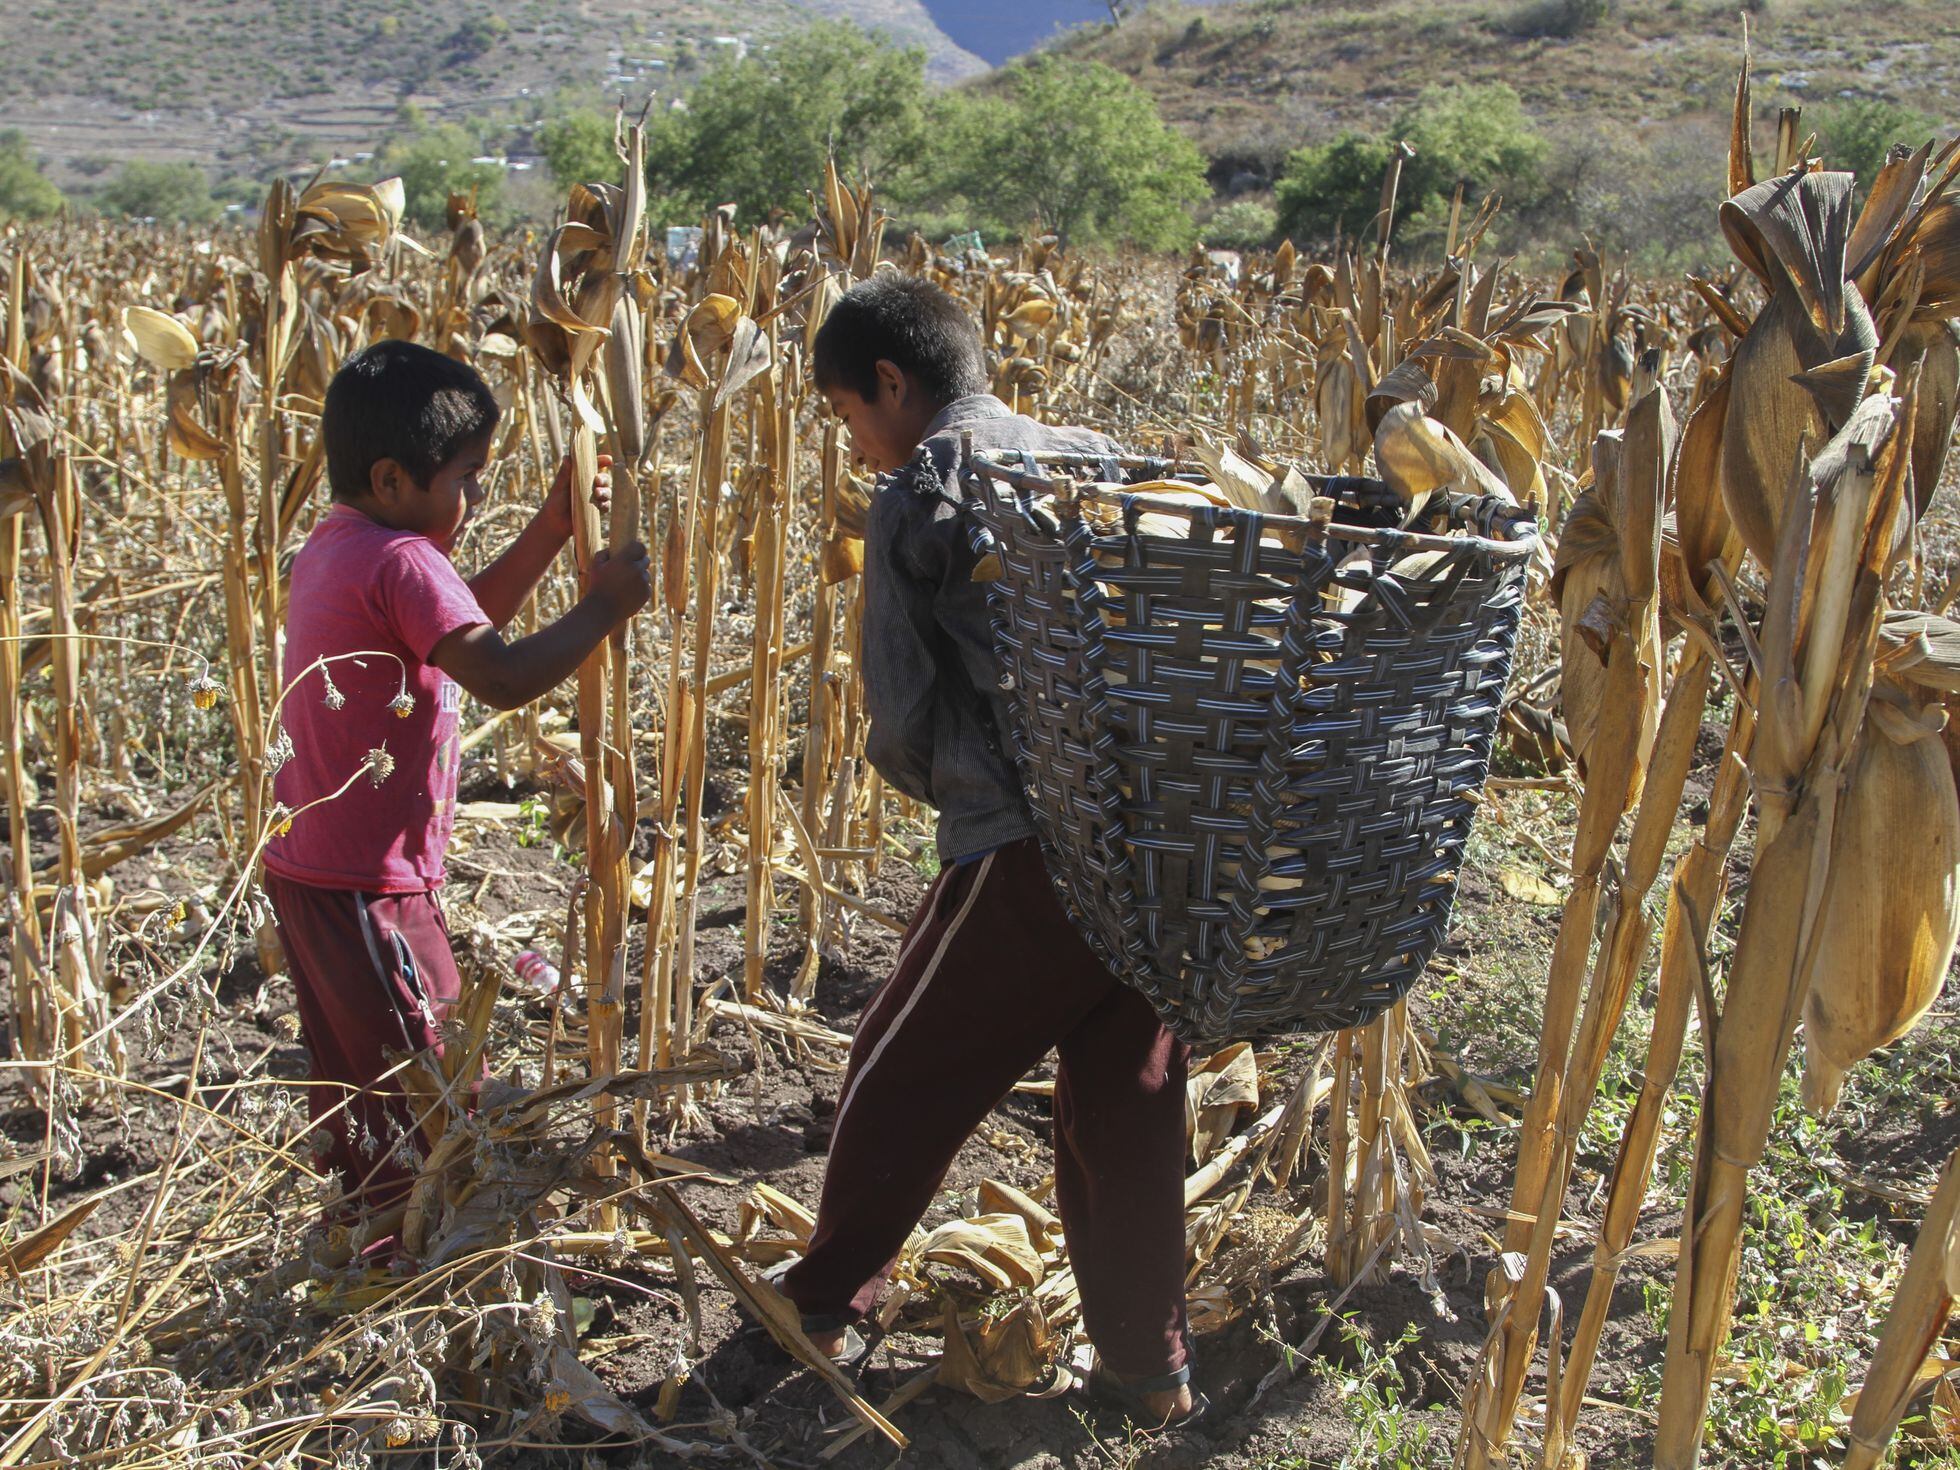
[811,276,988,406]
[322,339,501,501]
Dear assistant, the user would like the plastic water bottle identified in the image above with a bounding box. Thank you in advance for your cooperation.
[513,949,562,997]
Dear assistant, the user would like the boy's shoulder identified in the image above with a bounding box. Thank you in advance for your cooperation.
[290,507,461,614]
[898,396,1120,501]
[299,507,443,570]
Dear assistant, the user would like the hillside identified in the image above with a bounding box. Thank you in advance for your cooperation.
[0,0,985,188]
[4,0,1951,220]
[1055,0,1960,183]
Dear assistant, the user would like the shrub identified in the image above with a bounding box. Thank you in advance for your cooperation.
[1202,198,1280,251]
[1276,83,1547,252]
[1811,98,1934,196]
[96,161,218,224]
[0,131,63,223]
[1516,115,1730,271]
[1494,0,1614,38]
[448,14,508,61]
[539,109,617,189]
[375,123,506,228]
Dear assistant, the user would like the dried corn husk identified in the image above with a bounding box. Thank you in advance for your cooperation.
[1339,545,1457,617]
[1374,401,1513,524]
[1186,1042,1259,1164]
[976,1179,1063,1256]
[1892,318,1959,515]
[1550,393,1670,801]
[1666,364,1740,606]
[1002,297,1057,338]
[1847,142,1934,290]
[1801,693,1960,1113]
[1719,170,1878,566]
[1191,432,1275,512]
[1651,375,1910,1468]
[937,1298,1059,1403]
[1077,483,1268,553]
[1881,608,1960,782]
[164,358,243,461]
[122,306,200,372]
[1840,1143,1960,1470]
[1365,357,1438,435]
[1316,327,1370,473]
[1471,383,1552,504]
[914,1215,1045,1294]
[1907,198,1960,319]
[263,177,409,275]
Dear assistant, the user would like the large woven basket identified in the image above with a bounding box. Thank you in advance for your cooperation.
[961,449,1538,1045]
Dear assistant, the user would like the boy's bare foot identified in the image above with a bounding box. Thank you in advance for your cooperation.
[806,1326,850,1360]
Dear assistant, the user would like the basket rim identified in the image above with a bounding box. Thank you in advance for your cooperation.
[962,452,1542,564]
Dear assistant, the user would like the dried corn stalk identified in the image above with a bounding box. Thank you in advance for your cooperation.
[1652,380,1915,1468]
[522,135,646,1210]
[1461,385,1670,1468]
[1840,1143,1960,1470]
[1,258,44,1059]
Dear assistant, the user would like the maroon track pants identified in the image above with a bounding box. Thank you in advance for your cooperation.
[264,872,465,1214]
[780,837,1193,1382]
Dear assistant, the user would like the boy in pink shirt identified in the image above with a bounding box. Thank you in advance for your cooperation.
[266,339,650,1217]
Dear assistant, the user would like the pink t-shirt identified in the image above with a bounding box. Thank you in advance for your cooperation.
[265,505,489,893]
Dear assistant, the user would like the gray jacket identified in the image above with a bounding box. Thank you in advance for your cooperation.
[861,395,1119,862]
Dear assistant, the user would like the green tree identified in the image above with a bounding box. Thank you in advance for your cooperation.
[1276,82,1546,250]
[921,57,1207,250]
[642,22,929,224]
[376,123,506,228]
[0,131,63,223]
[1273,133,1398,247]
[539,109,618,189]
[1812,98,1934,196]
[97,161,219,224]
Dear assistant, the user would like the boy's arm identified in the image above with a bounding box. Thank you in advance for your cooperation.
[860,483,943,807]
[434,542,651,710]
[466,455,612,629]
[467,513,567,629]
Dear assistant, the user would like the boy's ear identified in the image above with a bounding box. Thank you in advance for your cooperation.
[873,358,908,404]
[368,456,410,504]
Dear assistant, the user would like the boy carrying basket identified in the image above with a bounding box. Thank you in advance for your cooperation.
[264,340,651,1220]
[777,278,1206,1428]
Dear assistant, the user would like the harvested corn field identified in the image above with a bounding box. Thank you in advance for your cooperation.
[7,52,1960,1470]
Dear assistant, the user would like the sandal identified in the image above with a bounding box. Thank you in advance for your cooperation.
[817,1323,872,1373]
[1079,1360,1212,1432]
[753,1258,876,1374]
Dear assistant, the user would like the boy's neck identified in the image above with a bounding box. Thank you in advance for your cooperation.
[896,393,961,460]
[336,495,411,532]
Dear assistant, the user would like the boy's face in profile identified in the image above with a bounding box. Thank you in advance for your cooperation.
[825,359,943,474]
[369,433,492,551]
